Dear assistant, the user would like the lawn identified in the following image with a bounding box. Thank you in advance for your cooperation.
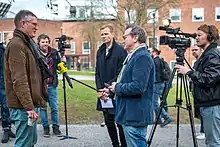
[67,70,95,76]
[55,81,199,124]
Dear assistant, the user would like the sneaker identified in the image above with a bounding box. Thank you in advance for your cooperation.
[1,131,9,143]
[160,119,172,128]
[196,133,205,140]
[43,126,50,138]
[52,125,62,136]
[100,122,105,127]
[8,129,15,138]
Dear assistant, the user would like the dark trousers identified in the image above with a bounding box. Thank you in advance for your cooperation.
[103,111,127,147]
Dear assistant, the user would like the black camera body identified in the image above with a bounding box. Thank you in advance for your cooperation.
[57,35,72,56]
[159,26,196,49]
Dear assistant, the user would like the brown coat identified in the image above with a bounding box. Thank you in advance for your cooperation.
[4,29,48,110]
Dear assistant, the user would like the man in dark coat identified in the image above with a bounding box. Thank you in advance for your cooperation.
[95,24,127,147]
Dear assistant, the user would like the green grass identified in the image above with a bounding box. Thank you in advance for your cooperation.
[67,70,95,76]
[54,81,199,124]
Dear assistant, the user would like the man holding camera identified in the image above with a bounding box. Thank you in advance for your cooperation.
[95,24,127,147]
[37,34,62,137]
[176,24,220,147]
[4,10,49,147]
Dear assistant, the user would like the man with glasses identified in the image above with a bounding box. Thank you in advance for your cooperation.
[4,10,48,147]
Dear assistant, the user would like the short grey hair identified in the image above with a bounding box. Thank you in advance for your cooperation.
[14,10,37,28]
[125,24,146,44]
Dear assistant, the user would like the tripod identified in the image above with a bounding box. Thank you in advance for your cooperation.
[147,49,198,147]
[59,72,77,140]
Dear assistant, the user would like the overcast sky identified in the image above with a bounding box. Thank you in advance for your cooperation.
[1,0,61,19]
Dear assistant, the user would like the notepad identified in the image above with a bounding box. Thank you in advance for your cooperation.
[100,98,114,108]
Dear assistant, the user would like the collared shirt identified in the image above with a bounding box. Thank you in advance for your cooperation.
[106,44,112,56]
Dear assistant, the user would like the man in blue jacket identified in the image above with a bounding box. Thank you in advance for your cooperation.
[109,24,155,147]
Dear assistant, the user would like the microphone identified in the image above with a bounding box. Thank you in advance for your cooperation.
[187,33,197,39]
[159,26,167,31]
[57,62,73,88]
[64,72,73,88]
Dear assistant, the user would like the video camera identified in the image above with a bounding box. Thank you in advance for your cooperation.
[55,35,72,56]
[159,20,196,49]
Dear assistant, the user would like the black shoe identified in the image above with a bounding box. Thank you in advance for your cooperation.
[8,129,15,138]
[43,126,50,138]
[52,125,62,136]
[160,119,172,128]
[1,131,9,143]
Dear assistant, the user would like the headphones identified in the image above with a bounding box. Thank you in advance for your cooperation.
[207,25,213,41]
[37,34,51,45]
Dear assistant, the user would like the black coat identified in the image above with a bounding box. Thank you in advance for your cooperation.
[95,39,127,114]
[188,43,220,108]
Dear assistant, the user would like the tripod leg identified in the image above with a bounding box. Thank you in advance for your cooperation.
[147,68,176,146]
[183,76,198,147]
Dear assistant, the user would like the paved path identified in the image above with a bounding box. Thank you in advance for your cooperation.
[0,124,206,147]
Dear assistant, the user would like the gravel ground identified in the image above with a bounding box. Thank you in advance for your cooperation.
[0,124,206,147]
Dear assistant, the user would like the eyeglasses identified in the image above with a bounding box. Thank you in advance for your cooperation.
[192,49,199,52]
[24,20,38,27]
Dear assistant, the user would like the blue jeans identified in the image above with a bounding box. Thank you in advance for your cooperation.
[0,88,11,130]
[153,83,171,122]
[200,106,220,147]
[9,108,38,147]
[40,86,59,127]
[122,125,148,147]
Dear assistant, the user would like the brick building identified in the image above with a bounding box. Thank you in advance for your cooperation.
[0,0,220,69]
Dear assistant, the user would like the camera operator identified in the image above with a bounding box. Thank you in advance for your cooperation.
[37,34,62,137]
[175,24,220,147]
[149,48,172,127]
[4,10,49,147]
[95,24,127,147]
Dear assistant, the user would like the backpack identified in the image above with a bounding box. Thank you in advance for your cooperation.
[159,57,172,82]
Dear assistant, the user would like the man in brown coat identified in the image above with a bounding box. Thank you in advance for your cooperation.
[4,10,48,147]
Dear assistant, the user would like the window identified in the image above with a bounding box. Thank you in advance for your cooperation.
[215,7,220,21]
[169,9,181,22]
[82,41,90,54]
[124,10,136,23]
[3,31,13,44]
[192,8,204,22]
[217,36,220,48]
[191,38,196,46]
[147,9,158,23]
[147,36,158,49]
[97,41,103,49]
[0,32,2,43]
[170,60,176,71]
[70,41,75,54]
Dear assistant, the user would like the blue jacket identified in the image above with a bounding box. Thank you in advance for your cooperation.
[115,46,155,126]
[0,43,5,89]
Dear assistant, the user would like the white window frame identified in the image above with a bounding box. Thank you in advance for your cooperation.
[82,41,90,54]
[192,8,204,22]
[3,31,13,43]
[169,8,181,22]
[147,36,159,49]
[147,9,158,23]
[124,10,136,23]
[0,32,2,43]
[70,41,75,54]
[215,7,220,21]
[97,41,103,50]
[169,60,176,71]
